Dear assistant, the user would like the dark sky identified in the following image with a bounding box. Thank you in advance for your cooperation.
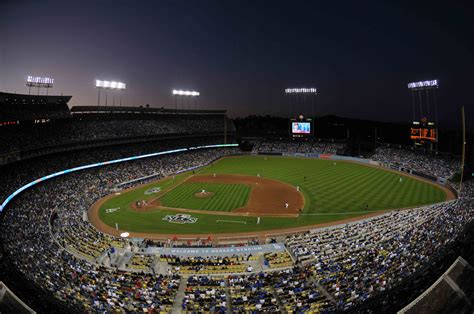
[0,0,472,128]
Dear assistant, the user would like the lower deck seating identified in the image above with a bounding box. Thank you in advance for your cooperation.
[127,254,153,270]
[264,251,294,268]
[182,276,227,313]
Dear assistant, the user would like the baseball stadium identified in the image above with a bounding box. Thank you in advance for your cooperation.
[91,155,452,238]
[1,2,473,314]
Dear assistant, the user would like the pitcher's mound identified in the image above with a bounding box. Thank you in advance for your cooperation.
[195,191,215,198]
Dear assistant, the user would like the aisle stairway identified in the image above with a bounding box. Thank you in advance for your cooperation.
[171,277,188,313]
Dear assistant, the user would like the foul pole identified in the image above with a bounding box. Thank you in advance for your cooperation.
[224,114,227,145]
[459,105,466,194]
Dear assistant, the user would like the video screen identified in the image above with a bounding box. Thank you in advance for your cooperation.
[292,122,311,134]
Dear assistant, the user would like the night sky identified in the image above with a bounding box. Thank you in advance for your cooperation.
[0,0,472,128]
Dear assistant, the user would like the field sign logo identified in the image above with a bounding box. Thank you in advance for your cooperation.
[163,214,198,224]
[145,187,161,195]
[105,207,120,214]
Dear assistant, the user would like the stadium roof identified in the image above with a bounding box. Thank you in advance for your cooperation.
[0,91,72,104]
[0,92,72,121]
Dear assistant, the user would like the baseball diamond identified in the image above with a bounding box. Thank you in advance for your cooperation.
[89,155,453,237]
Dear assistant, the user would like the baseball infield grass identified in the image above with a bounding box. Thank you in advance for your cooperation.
[98,155,448,234]
[160,182,250,211]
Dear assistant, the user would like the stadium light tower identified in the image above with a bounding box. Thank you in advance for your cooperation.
[407,79,439,151]
[172,89,200,110]
[26,76,54,95]
[285,87,318,118]
[408,79,438,121]
[95,80,126,108]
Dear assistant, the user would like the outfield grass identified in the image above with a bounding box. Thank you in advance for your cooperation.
[98,155,448,234]
[160,182,250,211]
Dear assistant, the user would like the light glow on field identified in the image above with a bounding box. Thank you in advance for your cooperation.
[0,144,238,212]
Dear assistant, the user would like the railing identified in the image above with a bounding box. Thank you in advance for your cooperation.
[398,256,472,313]
[0,281,36,313]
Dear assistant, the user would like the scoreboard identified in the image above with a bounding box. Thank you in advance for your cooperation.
[410,121,436,144]
[289,116,313,138]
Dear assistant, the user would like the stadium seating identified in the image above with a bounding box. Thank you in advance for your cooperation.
[371,145,458,179]
[251,138,345,155]
[182,276,227,313]
[0,137,472,313]
[0,114,235,156]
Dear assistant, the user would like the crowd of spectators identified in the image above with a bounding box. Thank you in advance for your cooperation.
[251,139,345,154]
[0,136,472,312]
[0,114,234,154]
[371,145,458,179]
[228,273,280,312]
[0,144,240,312]
[163,254,255,274]
[182,276,227,313]
[0,135,233,204]
[286,183,474,310]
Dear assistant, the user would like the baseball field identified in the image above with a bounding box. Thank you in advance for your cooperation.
[89,155,453,237]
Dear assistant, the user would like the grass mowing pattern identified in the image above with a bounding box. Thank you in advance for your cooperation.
[200,156,446,213]
[98,155,448,234]
[159,182,250,211]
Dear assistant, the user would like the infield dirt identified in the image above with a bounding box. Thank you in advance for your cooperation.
[145,174,305,216]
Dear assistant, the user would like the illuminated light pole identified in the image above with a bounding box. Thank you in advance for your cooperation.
[26,76,54,95]
[96,80,126,109]
[407,79,439,151]
[284,88,317,118]
[408,79,438,120]
[172,90,200,111]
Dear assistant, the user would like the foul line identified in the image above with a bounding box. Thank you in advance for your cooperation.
[216,219,247,224]
[299,210,383,215]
